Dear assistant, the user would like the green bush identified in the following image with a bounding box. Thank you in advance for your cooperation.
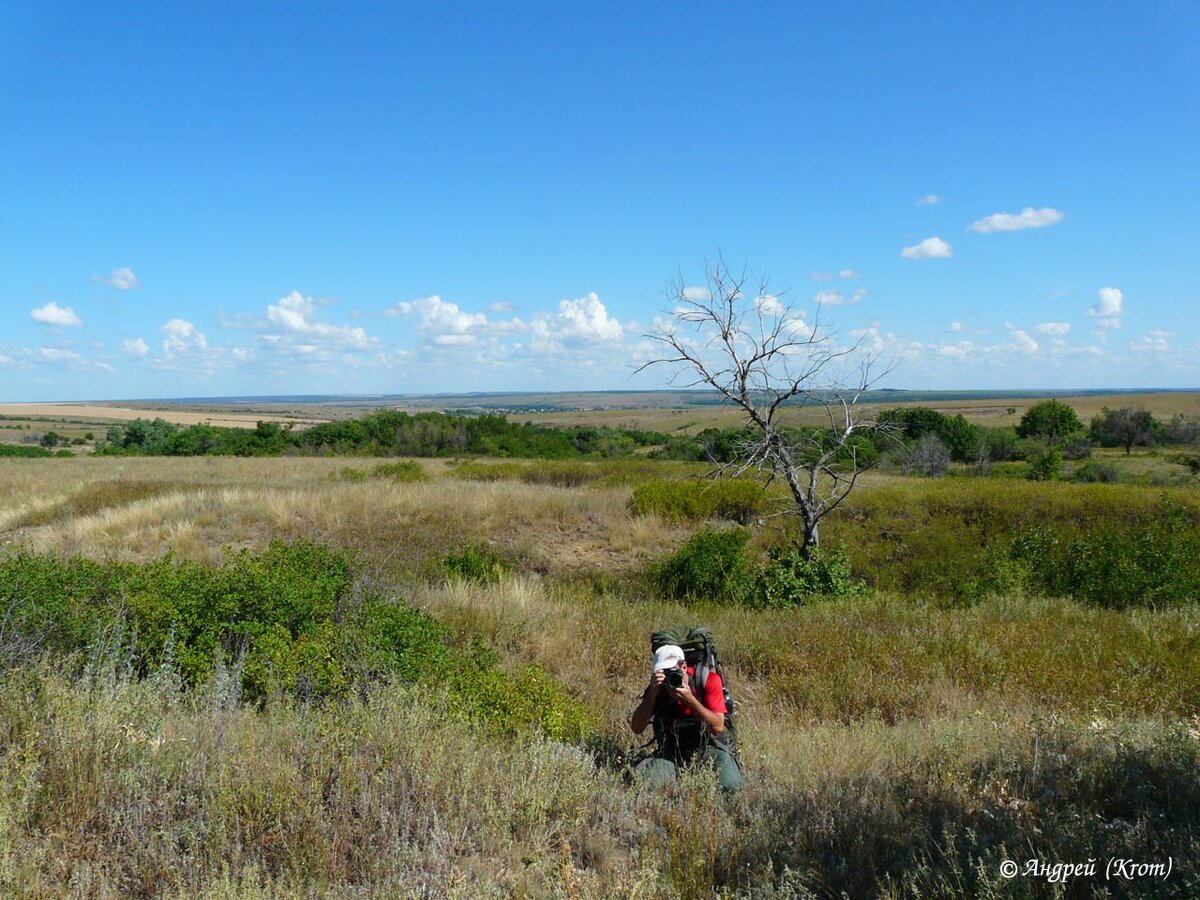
[1072,460,1121,483]
[442,544,510,583]
[821,478,1200,603]
[1026,446,1063,481]
[336,461,428,482]
[0,542,589,737]
[751,546,865,608]
[450,664,594,741]
[0,444,53,458]
[654,528,752,603]
[1011,496,1200,608]
[371,460,428,481]
[631,478,769,524]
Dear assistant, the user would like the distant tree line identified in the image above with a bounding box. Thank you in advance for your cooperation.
[93,411,671,459]
[63,401,1200,473]
[875,400,1200,481]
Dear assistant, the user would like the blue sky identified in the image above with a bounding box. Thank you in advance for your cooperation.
[3,1,1198,400]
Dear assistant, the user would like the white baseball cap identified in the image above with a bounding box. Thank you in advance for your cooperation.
[652,644,686,675]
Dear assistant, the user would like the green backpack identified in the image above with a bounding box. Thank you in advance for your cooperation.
[649,625,743,765]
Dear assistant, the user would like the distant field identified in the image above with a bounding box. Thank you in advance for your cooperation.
[3,392,1197,451]
[516,390,1200,433]
[0,403,324,430]
[85,389,1200,436]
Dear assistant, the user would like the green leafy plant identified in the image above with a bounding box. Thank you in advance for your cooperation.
[751,545,865,608]
[654,527,752,602]
[1026,446,1063,481]
[1011,496,1200,608]
[442,544,510,583]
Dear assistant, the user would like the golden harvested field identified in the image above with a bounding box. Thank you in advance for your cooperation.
[0,402,324,429]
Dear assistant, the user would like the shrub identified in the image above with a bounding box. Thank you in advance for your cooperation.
[654,528,752,603]
[1026,446,1063,481]
[1011,496,1200,608]
[819,478,1200,603]
[0,444,53,458]
[907,433,950,477]
[981,426,1020,461]
[442,544,510,583]
[1061,437,1093,460]
[371,460,428,481]
[631,478,768,524]
[336,461,428,482]
[0,542,589,736]
[751,546,865,608]
[1072,460,1121,483]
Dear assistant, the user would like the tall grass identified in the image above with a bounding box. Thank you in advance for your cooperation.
[3,456,1200,895]
[1,668,1196,898]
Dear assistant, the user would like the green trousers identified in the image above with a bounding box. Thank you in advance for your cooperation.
[634,746,744,793]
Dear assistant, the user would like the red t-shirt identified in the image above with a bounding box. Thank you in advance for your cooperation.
[661,664,727,729]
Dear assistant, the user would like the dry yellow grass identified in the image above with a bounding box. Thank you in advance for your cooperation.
[0,402,323,428]
[3,459,682,574]
[3,454,1199,896]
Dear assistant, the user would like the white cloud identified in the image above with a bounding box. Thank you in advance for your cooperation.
[32,347,115,373]
[392,295,488,344]
[1130,330,1173,353]
[122,337,149,356]
[755,294,786,316]
[30,302,83,327]
[937,343,971,359]
[781,314,812,338]
[810,271,834,281]
[1035,322,1071,336]
[101,267,141,290]
[1006,327,1039,353]
[838,269,860,279]
[849,325,886,353]
[916,194,942,206]
[901,237,953,259]
[1086,287,1123,329]
[537,292,624,342]
[967,207,1064,234]
[681,286,712,302]
[948,321,964,333]
[161,318,208,356]
[813,288,867,306]
[488,301,514,313]
[267,291,373,348]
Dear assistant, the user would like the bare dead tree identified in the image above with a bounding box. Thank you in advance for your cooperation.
[636,257,894,553]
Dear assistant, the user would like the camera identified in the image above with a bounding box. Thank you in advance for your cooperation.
[666,669,684,689]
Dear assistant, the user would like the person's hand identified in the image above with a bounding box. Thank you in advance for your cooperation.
[647,670,666,695]
[669,678,698,708]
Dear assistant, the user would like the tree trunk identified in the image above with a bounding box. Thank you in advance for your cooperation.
[802,516,820,555]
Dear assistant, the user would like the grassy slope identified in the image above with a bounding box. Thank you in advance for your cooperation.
[1,456,1198,897]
